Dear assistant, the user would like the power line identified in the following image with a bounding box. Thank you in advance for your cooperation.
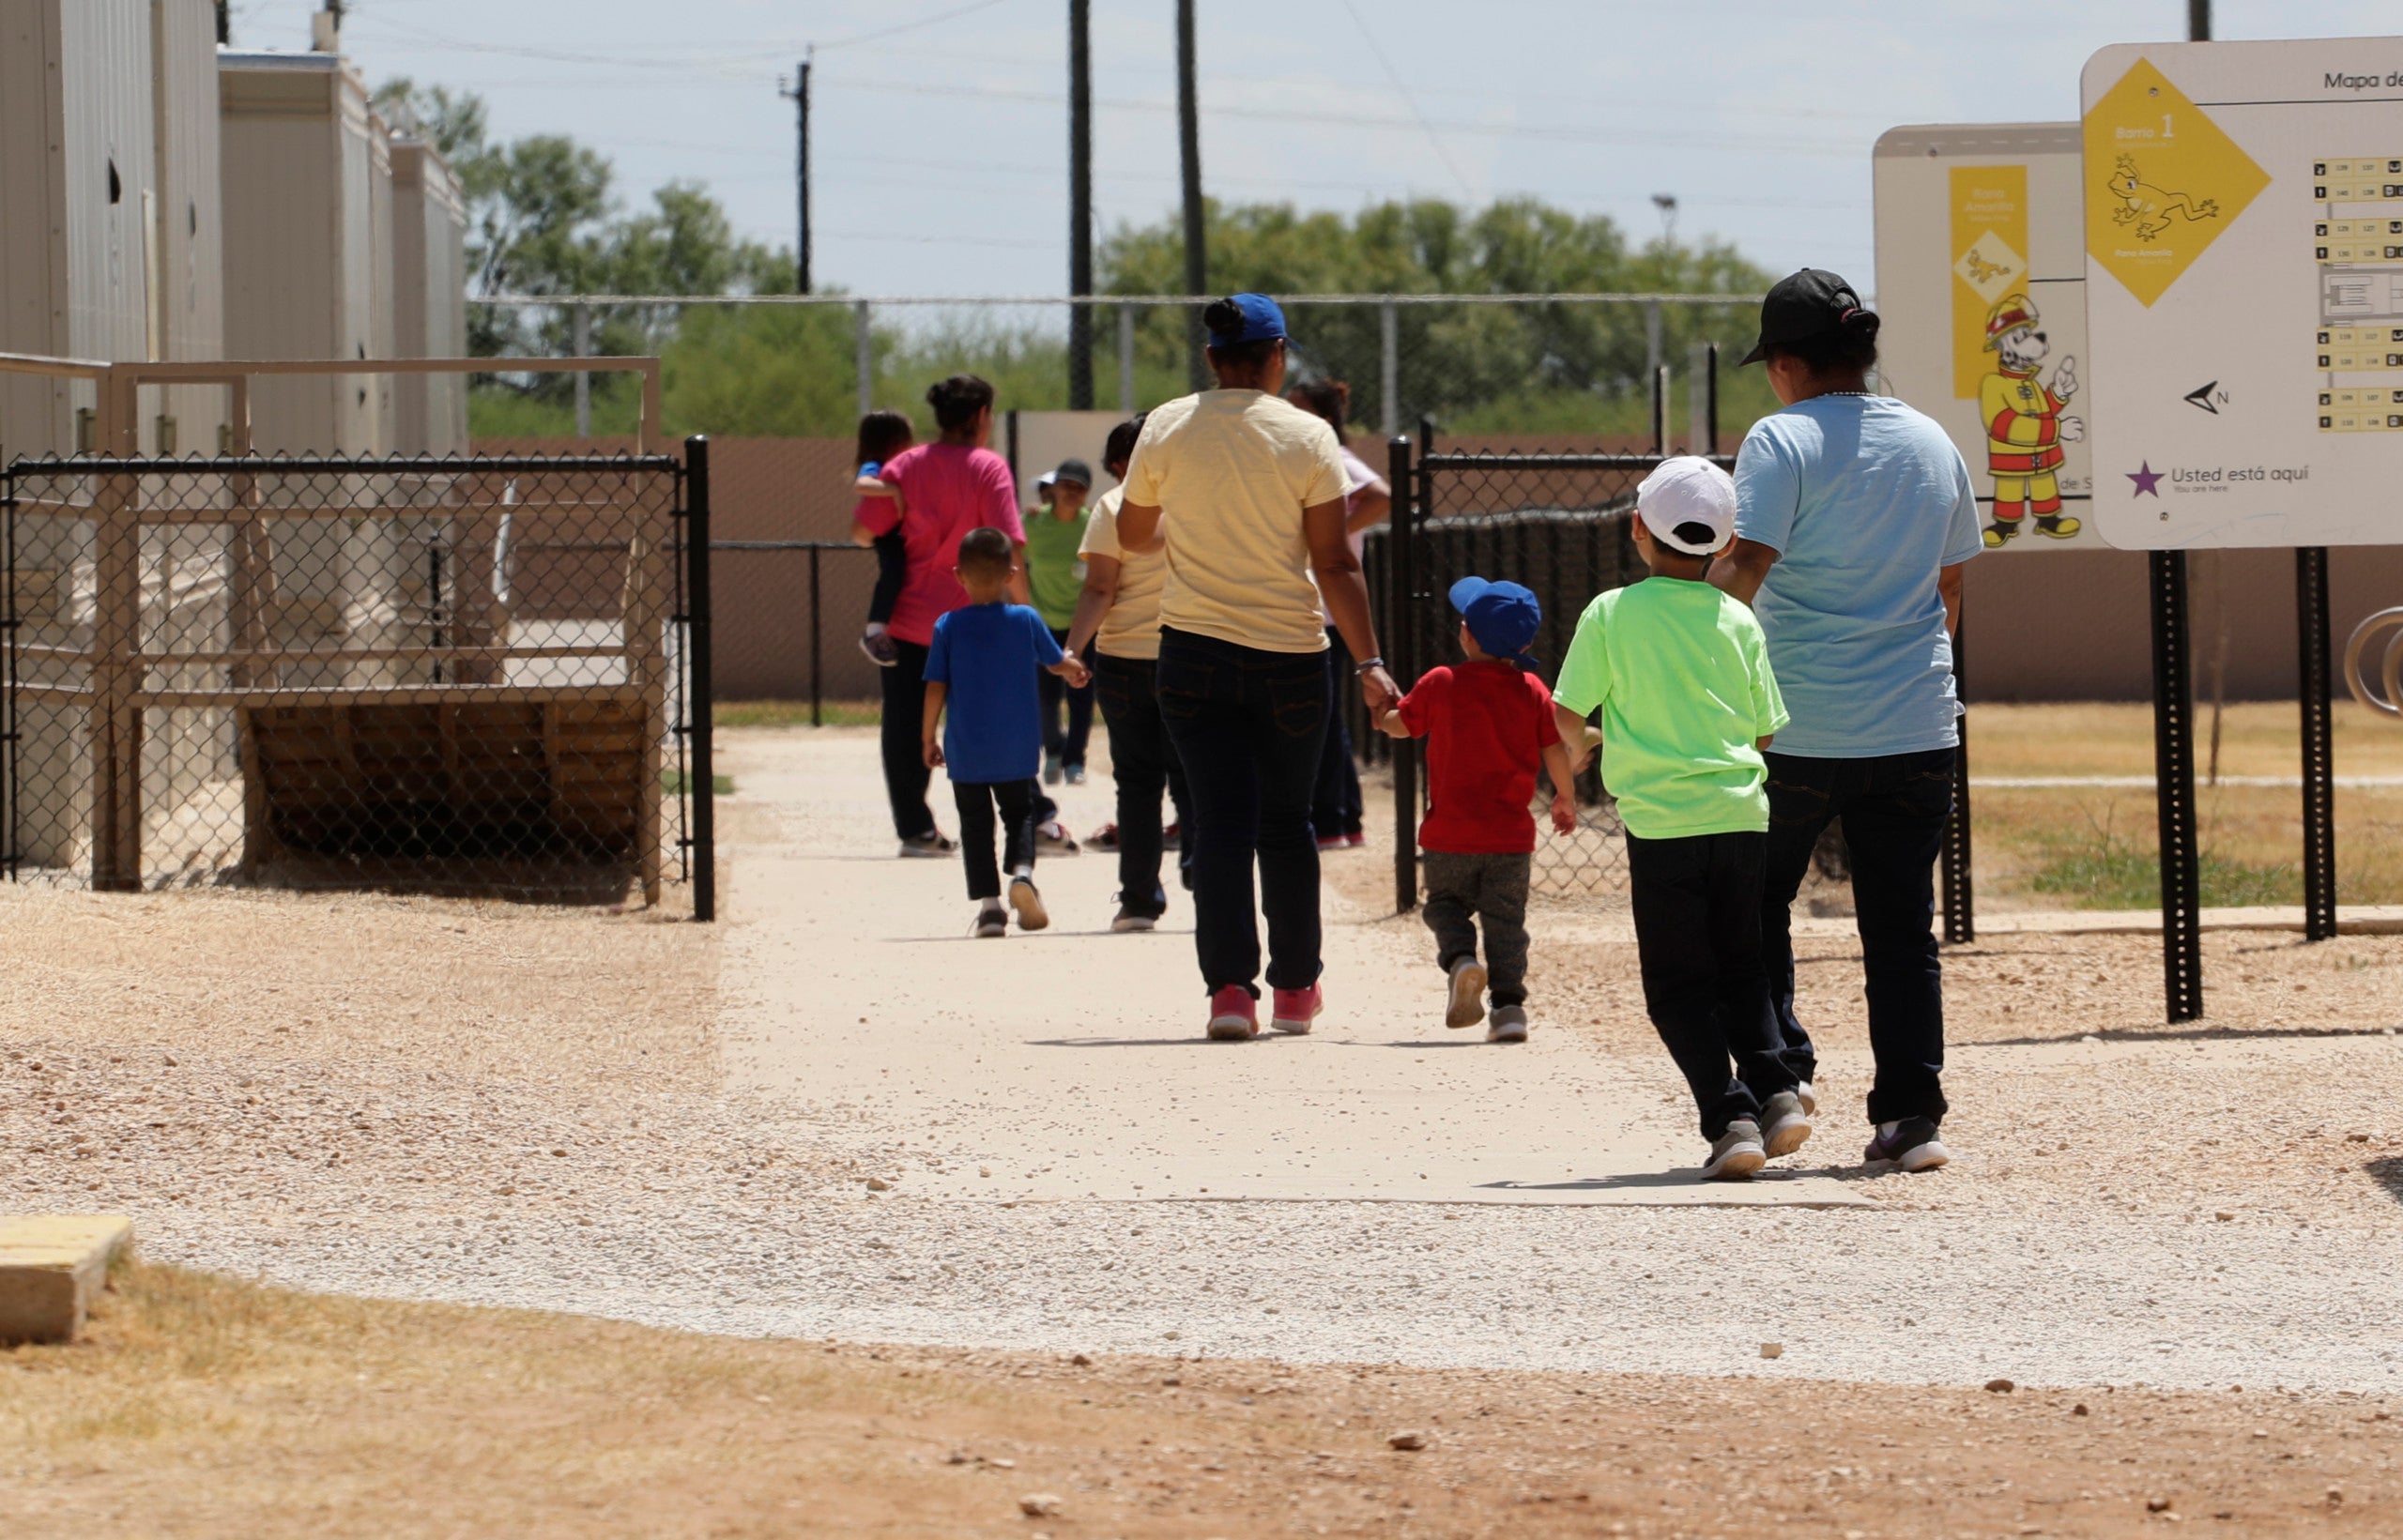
[1337,0,1473,200]
[815,0,1013,52]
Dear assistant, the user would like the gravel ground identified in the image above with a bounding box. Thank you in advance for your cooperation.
[8,728,2403,1403]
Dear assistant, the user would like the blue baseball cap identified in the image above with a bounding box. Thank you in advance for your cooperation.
[1448,576,1541,664]
[1205,293,1287,345]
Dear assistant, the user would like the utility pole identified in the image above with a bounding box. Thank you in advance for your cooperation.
[778,53,814,294]
[1175,0,1207,389]
[1067,0,1094,408]
[2188,0,2210,41]
[214,0,229,44]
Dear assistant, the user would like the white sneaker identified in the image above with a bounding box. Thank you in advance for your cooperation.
[1444,956,1488,1029]
[1486,1004,1528,1043]
[1795,1079,1818,1116]
[972,902,1007,938]
[1008,877,1049,932]
[1034,819,1080,855]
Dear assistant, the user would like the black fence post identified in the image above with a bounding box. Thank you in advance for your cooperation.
[808,543,824,728]
[1389,433,1417,915]
[1941,605,1975,944]
[2297,545,2336,940]
[685,435,717,923]
[2149,550,2202,1021]
[1705,343,1721,459]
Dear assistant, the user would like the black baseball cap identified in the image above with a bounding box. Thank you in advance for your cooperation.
[1739,268,1872,365]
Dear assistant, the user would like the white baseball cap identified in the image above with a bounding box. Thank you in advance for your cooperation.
[1635,455,1737,557]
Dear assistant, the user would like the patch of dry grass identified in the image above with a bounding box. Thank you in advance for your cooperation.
[4,1262,2397,1537]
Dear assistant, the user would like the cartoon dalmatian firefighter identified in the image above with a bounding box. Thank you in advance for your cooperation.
[1978,292,2084,548]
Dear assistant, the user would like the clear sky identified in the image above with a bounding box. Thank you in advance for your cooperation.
[228,1,2398,297]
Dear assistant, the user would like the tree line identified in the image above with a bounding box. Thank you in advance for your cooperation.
[375,81,1780,443]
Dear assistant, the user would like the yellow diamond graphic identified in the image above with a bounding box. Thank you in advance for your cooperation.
[2084,56,2269,307]
[1953,228,2028,305]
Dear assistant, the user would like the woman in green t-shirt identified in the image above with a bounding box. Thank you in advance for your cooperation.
[1025,458,1097,785]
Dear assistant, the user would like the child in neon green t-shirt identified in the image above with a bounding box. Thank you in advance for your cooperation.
[1551,456,1804,1182]
[1023,458,1096,785]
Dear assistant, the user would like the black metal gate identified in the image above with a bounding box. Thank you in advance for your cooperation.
[3,444,714,914]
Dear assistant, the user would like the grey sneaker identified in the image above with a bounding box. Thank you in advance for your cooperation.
[1043,751,1064,786]
[1486,1005,1528,1043]
[1064,763,1086,785]
[1702,1119,1767,1181]
[1795,1079,1818,1116]
[1759,1090,1813,1158]
[1444,956,1488,1029]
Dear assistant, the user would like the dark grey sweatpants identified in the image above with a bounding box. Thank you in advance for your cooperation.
[1421,850,1533,1007]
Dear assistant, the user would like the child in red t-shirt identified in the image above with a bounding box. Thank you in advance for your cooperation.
[1377,578,1579,1042]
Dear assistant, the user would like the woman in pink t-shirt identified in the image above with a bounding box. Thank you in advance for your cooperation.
[854,374,1029,856]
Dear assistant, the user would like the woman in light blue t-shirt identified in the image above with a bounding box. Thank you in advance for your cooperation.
[1711,268,1982,1178]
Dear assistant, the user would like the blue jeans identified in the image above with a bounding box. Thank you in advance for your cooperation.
[1760,747,1955,1126]
[1156,627,1328,998]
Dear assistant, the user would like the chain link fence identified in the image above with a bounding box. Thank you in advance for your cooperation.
[3,452,701,905]
[1369,436,1696,901]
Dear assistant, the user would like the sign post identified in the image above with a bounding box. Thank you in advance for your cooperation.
[2079,38,2403,1011]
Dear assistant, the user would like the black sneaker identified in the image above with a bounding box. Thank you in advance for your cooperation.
[1863,1117,1950,1172]
[859,631,900,667]
[896,831,957,859]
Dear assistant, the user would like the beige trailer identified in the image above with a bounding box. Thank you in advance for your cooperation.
[1,0,230,870]
[217,49,395,457]
[388,138,469,458]
[0,0,226,454]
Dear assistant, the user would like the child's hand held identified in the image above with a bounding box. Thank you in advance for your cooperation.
[1551,790,1577,835]
[922,738,944,770]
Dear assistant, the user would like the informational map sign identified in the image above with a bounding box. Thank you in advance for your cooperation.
[2082,38,2403,549]
[1875,123,2104,551]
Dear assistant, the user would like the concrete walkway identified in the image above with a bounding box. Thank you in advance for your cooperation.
[718,732,1862,1209]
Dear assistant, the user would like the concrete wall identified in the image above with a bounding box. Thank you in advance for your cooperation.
[1960,545,2403,703]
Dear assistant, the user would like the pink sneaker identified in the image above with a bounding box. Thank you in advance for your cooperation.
[1206,984,1258,1041]
[1270,983,1323,1036]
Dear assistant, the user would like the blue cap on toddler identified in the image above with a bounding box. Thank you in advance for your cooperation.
[1448,576,1541,666]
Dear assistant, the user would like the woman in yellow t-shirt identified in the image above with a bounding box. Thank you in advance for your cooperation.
[1114,295,1400,1043]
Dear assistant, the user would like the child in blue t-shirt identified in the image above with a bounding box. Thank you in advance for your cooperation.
[923,527,1091,936]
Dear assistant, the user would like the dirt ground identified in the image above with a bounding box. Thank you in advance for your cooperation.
[9,724,2403,1532]
[4,1262,2395,1539]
